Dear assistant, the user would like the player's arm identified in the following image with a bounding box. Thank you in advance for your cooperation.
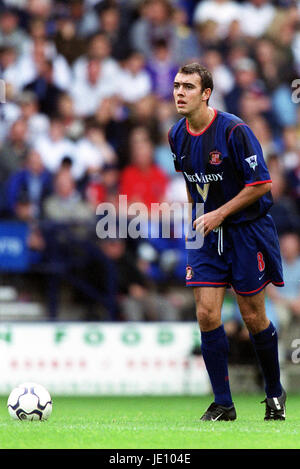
[185,182,195,240]
[193,183,271,236]
[185,181,193,221]
[194,123,272,236]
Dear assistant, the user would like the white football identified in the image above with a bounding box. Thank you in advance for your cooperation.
[7,382,52,421]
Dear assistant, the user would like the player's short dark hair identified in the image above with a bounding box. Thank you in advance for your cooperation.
[178,62,214,99]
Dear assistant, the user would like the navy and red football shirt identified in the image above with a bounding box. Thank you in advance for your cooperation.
[168,109,273,225]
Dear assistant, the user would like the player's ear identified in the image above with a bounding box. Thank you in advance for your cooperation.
[202,88,212,103]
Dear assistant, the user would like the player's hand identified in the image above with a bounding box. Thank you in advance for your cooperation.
[193,209,224,236]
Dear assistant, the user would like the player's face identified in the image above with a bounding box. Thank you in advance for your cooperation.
[173,73,208,116]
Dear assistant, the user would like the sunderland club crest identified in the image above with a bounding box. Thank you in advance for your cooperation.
[186,265,194,280]
[209,150,222,165]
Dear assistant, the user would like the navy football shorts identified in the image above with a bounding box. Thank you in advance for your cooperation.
[185,214,284,296]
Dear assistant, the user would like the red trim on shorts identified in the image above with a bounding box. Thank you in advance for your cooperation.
[233,280,284,295]
[186,281,229,286]
[245,180,272,186]
[186,108,217,136]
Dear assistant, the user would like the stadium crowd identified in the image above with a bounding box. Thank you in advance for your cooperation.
[0,0,299,354]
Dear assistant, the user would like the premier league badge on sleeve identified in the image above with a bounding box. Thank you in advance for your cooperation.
[245,154,258,171]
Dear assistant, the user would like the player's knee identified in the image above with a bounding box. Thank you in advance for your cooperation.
[242,312,256,329]
[196,304,219,331]
[240,307,262,331]
[238,291,267,333]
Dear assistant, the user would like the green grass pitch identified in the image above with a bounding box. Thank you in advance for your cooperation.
[0,394,299,449]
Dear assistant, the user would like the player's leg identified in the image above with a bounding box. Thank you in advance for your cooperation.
[236,289,269,334]
[186,231,235,419]
[229,214,286,419]
[194,285,225,331]
[237,290,286,420]
[194,287,236,420]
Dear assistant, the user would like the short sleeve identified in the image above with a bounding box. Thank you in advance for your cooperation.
[168,128,182,173]
[228,124,272,186]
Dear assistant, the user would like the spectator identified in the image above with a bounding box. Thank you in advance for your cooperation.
[71,32,121,115]
[239,91,262,123]
[99,237,179,321]
[128,94,161,144]
[0,82,20,143]
[130,0,176,60]
[53,14,87,65]
[266,3,298,58]
[71,56,119,117]
[145,38,178,101]
[0,118,29,186]
[72,32,120,83]
[224,57,272,118]
[170,3,201,63]
[74,119,117,182]
[68,0,99,38]
[220,19,245,56]
[26,0,54,32]
[279,233,300,317]
[286,155,300,213]
[96,1,131,60]
[6,148,52,218]
[175,0,198,26]
[155,98,177,136]
[94,95,132,168]
[24,59,64,116]
[118,49,152,104]
[56,92,84,141]
[254,37,288,93]
[272,84,299,129]
[265,7,298,86]
[86,162,120,208]
[0,6,30,55]
[0,45,22,95]
[202,48,234,111]
[154,101,178,177]
[16,90,50,144]
[34,117,76,176]
[193,0,241,40]
[119,126,169,209]
[194,19,220,51]
[11,193,36,223]
[26,17,47,45]
[226,41,251,70]
[269,160,300,235]
[239,0,276,39]
[18,36,72,92]
[43,168,94,223]
[280,126,300,171]
[292,27,300,74]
